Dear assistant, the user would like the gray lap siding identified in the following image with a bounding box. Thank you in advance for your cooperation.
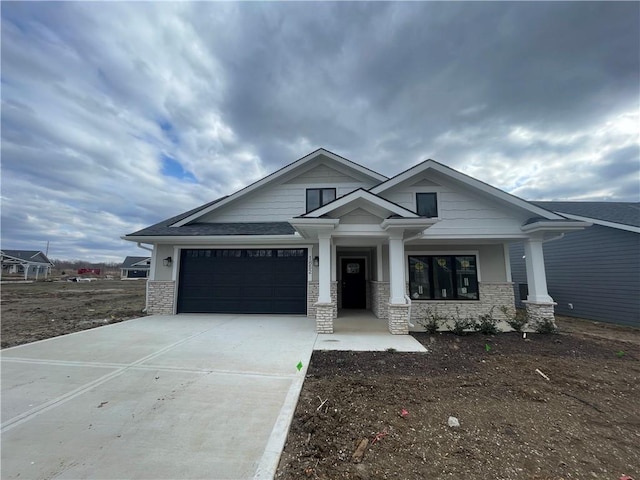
[510,225,639,327]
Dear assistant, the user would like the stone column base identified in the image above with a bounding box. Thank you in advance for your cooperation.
[315,302,335,334]
[147,281,176,315]
[388,303,410,335]
[523,301,557,331]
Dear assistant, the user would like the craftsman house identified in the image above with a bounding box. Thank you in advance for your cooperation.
[121,256,151,279]
[123,149,589,334]
[1,250,54,280]
[511,201,639,327]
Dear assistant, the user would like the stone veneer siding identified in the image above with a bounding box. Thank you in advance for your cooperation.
[388,304,410,334]
[307,282,337,318]
[408,282,515,325]
[147,281,176,315]
[523,301,557,330]
[315,303,335,333]
[370,281,390,319]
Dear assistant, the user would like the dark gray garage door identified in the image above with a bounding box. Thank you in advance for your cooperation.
[177,248,307,314]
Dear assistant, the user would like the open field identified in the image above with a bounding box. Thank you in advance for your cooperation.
[1,279,146,348]
[277,323,640,479]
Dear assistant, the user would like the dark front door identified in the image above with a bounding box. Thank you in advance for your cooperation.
[341,258,366,309]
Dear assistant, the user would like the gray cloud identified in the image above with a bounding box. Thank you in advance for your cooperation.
[1,2,638,261]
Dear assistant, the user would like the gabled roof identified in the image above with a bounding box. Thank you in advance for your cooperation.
[171,148,388,227]
[125,197,227,236]
[532,201,640,232]
[298,188,420,219]
[122,256,151,269]
[1,250,53,265]
[370,159,566,221]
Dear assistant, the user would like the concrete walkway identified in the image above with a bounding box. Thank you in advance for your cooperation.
[1,312,426,479]
[316,310,428,352]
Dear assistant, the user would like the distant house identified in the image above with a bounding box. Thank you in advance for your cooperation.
[121,256,150,279]
[510,202,640,327]
[1,250,54,280]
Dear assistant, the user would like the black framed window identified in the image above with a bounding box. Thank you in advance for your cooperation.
[416,192,438,217]
[408,255,478,300]
[306,188,336,212]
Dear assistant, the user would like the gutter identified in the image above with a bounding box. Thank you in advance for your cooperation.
[136,242,153,252]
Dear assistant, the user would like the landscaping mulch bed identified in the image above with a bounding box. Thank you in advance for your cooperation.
[277,330,640,479]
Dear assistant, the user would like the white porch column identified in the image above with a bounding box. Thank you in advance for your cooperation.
[524,237,553,303]
[388,233,406,304]
[318,233,332,303]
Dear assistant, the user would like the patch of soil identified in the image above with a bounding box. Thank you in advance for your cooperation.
[277,331,640,479]
[1,280,146,348]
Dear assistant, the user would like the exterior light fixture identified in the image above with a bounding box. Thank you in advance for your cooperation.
[313,256,320,267]
[163,256,172,267]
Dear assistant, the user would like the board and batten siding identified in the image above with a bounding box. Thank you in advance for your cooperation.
[381,175,528,236]
[198,163,377,223]
[510,225,640,327]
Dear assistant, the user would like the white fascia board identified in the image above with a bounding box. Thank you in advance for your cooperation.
[552,212,640,234]
[409,233,533,241]
[0,253,25,262]
[520,220,592,233]
[371,160,565,220]
[370,160,437,195]
[380,218,439,230]
[289,218,340,228]
[304,190,419,218]
[131,259,151,267]
[171,149,386,227]
[121,235,303,244]
[316,149,387,182]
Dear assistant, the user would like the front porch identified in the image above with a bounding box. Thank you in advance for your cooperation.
[314,309,427,352]
[290,189,574,336]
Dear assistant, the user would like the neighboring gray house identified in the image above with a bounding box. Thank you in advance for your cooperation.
[1,250,54,280]
[510,202,640,327]
[121,256,151,279]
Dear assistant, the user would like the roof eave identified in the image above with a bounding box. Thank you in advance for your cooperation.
[551,212,640,234]
[121,234,302,243]
[520,220,592,234]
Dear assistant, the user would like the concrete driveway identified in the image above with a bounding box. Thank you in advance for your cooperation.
[1,315,318,480]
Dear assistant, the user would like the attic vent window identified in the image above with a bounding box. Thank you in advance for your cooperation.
[306,188,336,213]
[416,192,438,217]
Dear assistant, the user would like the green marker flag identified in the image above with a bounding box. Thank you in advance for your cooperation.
[296,361,303,371]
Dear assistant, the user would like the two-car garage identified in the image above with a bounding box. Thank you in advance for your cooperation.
[176,248,308,314]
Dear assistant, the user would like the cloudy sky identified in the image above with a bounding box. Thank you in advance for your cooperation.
[2,2,638,262]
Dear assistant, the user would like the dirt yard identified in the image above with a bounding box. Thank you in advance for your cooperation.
[2,281,638,478]
[277,320,640,479]
[1,280,146,348]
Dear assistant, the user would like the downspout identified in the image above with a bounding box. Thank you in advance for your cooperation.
[542,233,565,244]
[136,242,153,313]
[404,294,414,328]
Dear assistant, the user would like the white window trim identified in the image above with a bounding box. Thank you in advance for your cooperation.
[411,187,442,220]
[306,186,337,214]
